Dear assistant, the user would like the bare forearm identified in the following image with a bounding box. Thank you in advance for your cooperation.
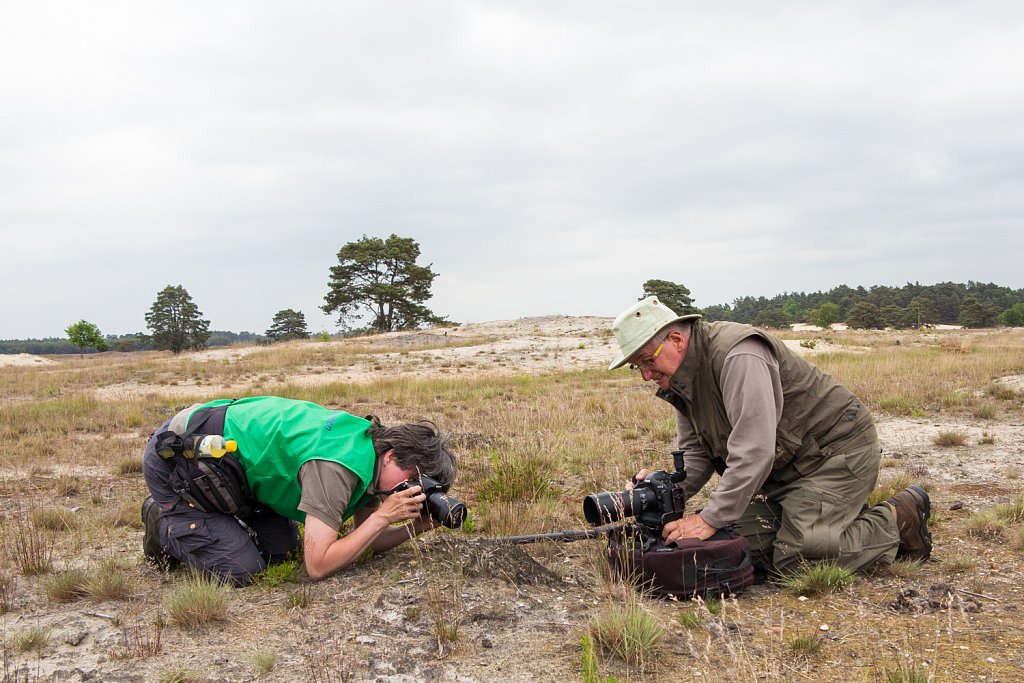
[304,515,391,580]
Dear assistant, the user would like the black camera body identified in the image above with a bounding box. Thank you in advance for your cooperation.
[391,474,467,529]
[582,450,687,540]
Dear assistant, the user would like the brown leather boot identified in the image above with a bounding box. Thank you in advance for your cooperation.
[887,485,932,560]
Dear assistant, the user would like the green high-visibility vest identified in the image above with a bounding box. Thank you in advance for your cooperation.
[190,397,376,522]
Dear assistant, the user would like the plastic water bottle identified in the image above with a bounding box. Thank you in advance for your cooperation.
[197,435,238,459]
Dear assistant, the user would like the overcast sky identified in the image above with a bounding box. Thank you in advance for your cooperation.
[2,2,1022,339]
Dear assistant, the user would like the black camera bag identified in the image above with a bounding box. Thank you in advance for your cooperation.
[154,404,256,518]
[607,525,755,600]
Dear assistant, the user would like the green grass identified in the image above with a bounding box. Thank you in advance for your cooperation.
[14,626,50,653]
[249,647,278,677]
[868,473,912,506]
[677,610,702,628]
[966,510,1007,538]
[250,560,301,589]
[587,601,664,667]
[31,507,79,532]
[85,558,132,601]
[581,634,618,683]
[156,668,204,683]
[939,552,977,573]
[779,562,856,597]
[789,633,823,657]
[994,496,1024,524]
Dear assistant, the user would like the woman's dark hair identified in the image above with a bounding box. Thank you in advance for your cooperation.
[366,416,457,489]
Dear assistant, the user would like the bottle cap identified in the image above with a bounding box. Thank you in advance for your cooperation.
[225,440,237,452]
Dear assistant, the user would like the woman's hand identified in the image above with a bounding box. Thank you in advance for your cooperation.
[373,484,427,526]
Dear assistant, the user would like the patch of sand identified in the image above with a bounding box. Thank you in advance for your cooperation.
[0,353,56,367]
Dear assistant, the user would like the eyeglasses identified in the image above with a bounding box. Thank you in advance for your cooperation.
[628,340,665,373]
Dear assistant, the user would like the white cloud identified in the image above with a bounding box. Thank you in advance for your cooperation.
[1,2,1022,338]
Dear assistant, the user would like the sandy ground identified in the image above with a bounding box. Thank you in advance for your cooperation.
[0,353,56,367]
[83,316,862,401]
[4,318,1024,682]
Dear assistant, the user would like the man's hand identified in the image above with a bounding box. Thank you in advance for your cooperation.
[628,469,652,489]
[662,514,717,543]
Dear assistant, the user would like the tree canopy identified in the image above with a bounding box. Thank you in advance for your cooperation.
[322,234,445,333]
[701,281,1024,329]
[641,279,699,315]
[65,320,108,356]
[809,303,840,330]
[845,302,885,330]
[145,285,211,354]
[266,309,310,341]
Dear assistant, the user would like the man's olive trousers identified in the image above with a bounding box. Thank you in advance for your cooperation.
[734,439,900,574]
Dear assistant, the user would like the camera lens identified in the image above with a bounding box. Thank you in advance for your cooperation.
[426,492,467,528]
[583,488,655,525]
[584,490,630,525]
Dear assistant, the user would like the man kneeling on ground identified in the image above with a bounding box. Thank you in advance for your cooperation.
[141,396,457,584]
[609,296,931,577]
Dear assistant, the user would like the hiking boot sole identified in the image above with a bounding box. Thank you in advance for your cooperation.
[902,485,932,560]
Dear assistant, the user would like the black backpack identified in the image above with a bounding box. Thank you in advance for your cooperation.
[607,525,755,600]
[153,404,256,518]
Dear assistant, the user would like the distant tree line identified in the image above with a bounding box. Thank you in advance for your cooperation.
[0,330,267,355]
[698,281,1024,329]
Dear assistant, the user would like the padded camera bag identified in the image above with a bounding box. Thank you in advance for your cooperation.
[607,525,755,600]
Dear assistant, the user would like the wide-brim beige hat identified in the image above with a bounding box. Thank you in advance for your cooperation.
[608,296,702,370]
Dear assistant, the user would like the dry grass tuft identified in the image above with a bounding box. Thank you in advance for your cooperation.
[933,430,969,447]
[44,569,89,603]
[5,509,55,576]
[85,558,133,601]
[0,571,17,613]
[164,571,231,629]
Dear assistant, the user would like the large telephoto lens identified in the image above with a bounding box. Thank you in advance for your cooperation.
[426,492,468,529]
[585,491,630,528]
[583,489,649,525]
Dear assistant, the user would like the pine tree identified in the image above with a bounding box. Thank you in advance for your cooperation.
[145,285,211,353]
[266,309,310,341]
[322,234,445,332]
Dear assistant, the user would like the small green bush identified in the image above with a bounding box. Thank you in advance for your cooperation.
[780,562,856,597]
[250,560,301,589]
[789,634,823,657]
